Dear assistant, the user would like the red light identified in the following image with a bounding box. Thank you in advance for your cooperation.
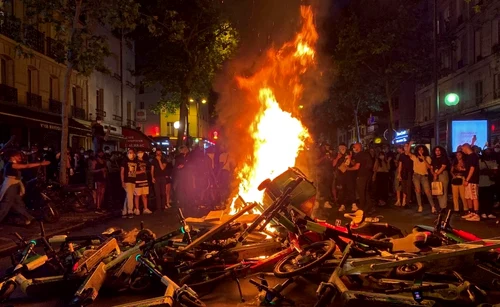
[492,124,496,132]
[213,131,218,140]
[154,126,160,136]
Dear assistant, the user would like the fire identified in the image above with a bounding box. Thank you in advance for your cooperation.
[229,6,318,214]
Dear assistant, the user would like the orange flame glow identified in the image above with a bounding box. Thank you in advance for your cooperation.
[230,6,318,213]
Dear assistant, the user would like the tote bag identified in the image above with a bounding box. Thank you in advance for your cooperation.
[431,181,443,196]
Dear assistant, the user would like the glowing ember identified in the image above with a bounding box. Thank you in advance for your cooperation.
[229,6,318,214]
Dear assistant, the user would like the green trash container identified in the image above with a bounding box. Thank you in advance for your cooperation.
[263,167,316,216]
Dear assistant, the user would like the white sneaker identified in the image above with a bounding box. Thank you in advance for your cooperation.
[488,214,497,219]
[466,213,480,222]
[338,205,346,212]
[481,214,488,219]
[134,208,141,216]
[324,202,333,209]
[461,212,473,219]
[143,209,152,214]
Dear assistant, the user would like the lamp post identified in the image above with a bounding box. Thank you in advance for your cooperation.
[444,92,460,150]
[433,0,439,146]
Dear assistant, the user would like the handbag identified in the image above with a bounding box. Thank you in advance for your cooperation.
[431,181,444,196]
[451,177,463,186]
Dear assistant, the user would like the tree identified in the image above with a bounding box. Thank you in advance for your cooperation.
[20,0,145,184]
[136,0,238,147]
[332,0,432,142]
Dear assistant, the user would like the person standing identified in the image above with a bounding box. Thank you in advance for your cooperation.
[333,143,349,212]
[462,143,480,221]
[347,143,373,213]
[121,149,137,218]
[431,146,450,211]
[372,152,390,206]
[397,143,414,208]
[478,148,497,219]
[151,149,170,210]
[93,150,107,214]
[134,149,152,215]
[409,145,436,213]
[91,117,109,152]
[174,145,190,208]
[451,151,468,213]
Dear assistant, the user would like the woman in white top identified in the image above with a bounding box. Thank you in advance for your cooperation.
[410,145,436,213]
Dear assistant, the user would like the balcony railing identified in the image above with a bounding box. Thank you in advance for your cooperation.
[95,108,106,118]
[0,15,22,41]
[72,106,86,120]
[26,92,42,109]
[127,119,136,127]
[0,83,18,103]
[24,25,45,54]
[113,114,123,122]
[49,99,62,114]
[46,37,66,61]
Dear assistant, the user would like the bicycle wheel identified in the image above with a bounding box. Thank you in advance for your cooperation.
[178,265,233,289]
[42,202,60,223]
[273,240,336,279]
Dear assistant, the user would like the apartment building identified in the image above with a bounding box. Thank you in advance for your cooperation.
[413,0,500,148]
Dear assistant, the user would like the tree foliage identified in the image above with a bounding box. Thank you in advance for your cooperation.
[136,0,239,145]
[19,0,148,185]
[326,0,432,139]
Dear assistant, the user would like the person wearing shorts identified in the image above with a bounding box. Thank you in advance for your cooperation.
[134,149,152,215]
[462,143,480,221]
[121,149,137,218]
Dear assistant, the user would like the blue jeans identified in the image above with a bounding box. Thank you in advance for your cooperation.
[412,173,435,208]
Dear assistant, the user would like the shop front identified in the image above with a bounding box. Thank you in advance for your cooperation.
[0,104,91,149]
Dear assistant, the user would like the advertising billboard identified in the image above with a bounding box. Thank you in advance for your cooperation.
[451,120,488,151]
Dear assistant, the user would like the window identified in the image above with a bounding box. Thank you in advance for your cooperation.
[27,68,39,94]
[424,97,431,121]
[139,101,145,109]
[72,85,82,107]
[114,95,120,115]
[139,83,145,94]
[72,85,77,106]
[474,29,482,62]
[1,0,14,16]
[96,88,104,111]
[0,55,13,86]
[49,77,59,100]
[475,80,483,105]
[393,97,399,110]
[456,39,462,65]
[0,58,6,85]
[493,19,500,47]
[443,6,450,32]
[494,74,500,99]
[456,0,463,23]
[457,81,465,100]
[127,101,132,121]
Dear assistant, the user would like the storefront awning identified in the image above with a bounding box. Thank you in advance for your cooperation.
[122,126,155,150]
[0,103,92,137]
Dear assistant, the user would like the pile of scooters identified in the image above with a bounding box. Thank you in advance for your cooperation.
[0,167,499,307]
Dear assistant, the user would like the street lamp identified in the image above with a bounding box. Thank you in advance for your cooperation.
[201,99,207,104]
[173,121,180,129]
[444,93,460,106]
[189,98,194,103]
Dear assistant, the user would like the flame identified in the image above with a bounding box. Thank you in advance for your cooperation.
[229,6,318,214]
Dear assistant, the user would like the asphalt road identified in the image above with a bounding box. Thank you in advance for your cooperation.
[1,205,500,307]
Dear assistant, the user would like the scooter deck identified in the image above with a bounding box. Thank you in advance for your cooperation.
[340,239,500,275]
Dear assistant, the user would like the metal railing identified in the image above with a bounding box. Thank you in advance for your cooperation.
[95,108,106,118]
[113,114,123,122]
[26,92,42,109]
[0,84,18,103]
[127,119,136,127]
[0,15,21,41]
[24,25,45,54]
[72,106,86,120]
[49,99,62,114]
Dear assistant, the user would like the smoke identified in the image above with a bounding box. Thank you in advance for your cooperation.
[214,0,333,185]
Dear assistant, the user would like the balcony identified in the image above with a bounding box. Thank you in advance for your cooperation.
[24,25,45,54]
[113,114,123,122]
[0,15,21,41]
[127,119,136,127]
[46,37,66,61]
[72,106,86,120]
[49,99,62,114]
[26,92,42,109]
[95,109,106,118]
[0,84,18,103]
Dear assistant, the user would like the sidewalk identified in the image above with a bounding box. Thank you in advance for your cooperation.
[0,210,116,256]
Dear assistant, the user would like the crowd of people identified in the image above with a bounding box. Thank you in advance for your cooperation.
[315,137,500,222]
[0,134,231,224]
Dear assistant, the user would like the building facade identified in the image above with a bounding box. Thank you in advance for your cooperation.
[136,83,211,147]
[0,0,150,151]
[413,0,500,149]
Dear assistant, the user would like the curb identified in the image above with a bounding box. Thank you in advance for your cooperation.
[0,212,117,258]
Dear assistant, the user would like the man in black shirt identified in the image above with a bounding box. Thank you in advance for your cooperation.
[462,143,480,221]
[348,143,373,213]
[121,149,137,218]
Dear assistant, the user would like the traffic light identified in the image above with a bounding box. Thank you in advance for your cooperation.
[444,93,460,106]
[213,131,219,140]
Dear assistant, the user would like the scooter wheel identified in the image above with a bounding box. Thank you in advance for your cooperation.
[273,240,336,279]
[42,202,60,223]
[394,262,425,278]
[0,281,16,301]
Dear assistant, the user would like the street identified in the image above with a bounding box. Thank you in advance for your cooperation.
[0,204,499,307]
